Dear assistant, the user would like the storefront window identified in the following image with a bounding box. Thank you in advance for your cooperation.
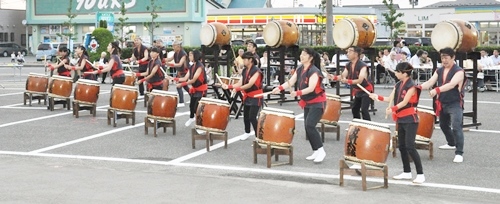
[407,24,420,29]
[82,26,95,33]
[406,30,422,37]
[425,24,436,29]
[480,22,489,28]
[424,30,432,37]
[490,22,498,28]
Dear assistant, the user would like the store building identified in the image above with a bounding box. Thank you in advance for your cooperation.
[0,9,30,52]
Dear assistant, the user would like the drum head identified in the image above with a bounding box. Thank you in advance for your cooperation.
[333,19,356,49]
[51,75,73,81]
[151,89,178,96]
[77,79,100,85]
[200,97,230,106]
[123,71,134,76]
[262,107,294,116]
[200,24,216,47]
[29,73,48,78]
[263,21,280,47]
[113,84,136,91]
[431,21,460,51]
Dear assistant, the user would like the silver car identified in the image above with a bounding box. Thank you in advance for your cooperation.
[35,42,60,61]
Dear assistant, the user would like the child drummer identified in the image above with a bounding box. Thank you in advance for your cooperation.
[135,47,164,92]
[369,62,425,184]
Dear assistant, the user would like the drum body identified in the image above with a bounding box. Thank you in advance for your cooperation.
[263,20,299,48]
[416,106,435,140]
[26,73,49,93]
[321,94,341,123]
[431,19,478,53]
[147,90,178,119]
[49,75,73,97]
[200,22,231,47]
[231,77,241,85]
[344,119,391,163]
[219,76,231,85]
[74,79,100,104]
[123,71,136,86]
[257,107,295,144]
[196,98,231,131]
[110,84,138,111]
[333,17,376,49]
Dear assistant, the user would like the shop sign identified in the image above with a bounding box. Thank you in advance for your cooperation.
[34,0,186,15]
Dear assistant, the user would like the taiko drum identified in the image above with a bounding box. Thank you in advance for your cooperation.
[344,119,391,163]
[263,20,299,48]
[257,107,295,144]
[195,98,231,131]
[49,75,73,98]
[110,84,138,111]
[333,17,377,49]
[431,19,478,53]
[200,22,231,47]
[74,79,100,104]
[147,90,178,119]
[26,73,49,93]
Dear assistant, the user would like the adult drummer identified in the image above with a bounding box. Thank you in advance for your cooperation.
[123,37,149,96]
[85,41,125,85]
[47,47,71,77]
[246,42,260,68]
[169,50,207,127]
[222,51,263,141]
[164,40,189,107]
[420,47,466,163]
[272,48,326,163]
[136,47,164,92]
[67,45,95,80]
[330,46,373,121]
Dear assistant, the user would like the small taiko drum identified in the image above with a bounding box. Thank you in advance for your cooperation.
[344,119,391,164]
[320,94,342,124]
[49,75,73,98]
[431,19,478,53]
[123,71,136,86]
[195,98,231,132]
[230,77,241,85]
[74,79,100,104]
[257,107,295,144]
[200,22,231,47]
[416,105,436,142]
[110,84,138,111]
[263,20,299,48]
[26,73,49,93]
[219,76,231,85]
[333,17,377,49]
[147,90,178,119]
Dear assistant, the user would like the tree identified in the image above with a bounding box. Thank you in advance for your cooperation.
[314,0,327,45]
[57,0,77,51]
[381,0,405,41]
[143,0,161,44]
[114,1,133,47]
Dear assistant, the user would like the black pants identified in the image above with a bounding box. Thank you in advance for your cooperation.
[304,106,324,150]
[376,64,386,83]
[101,72,107,83]
[112,76,125,85]
[352,93,371,120]
[244,105,260,134]
[397,123,424,174]
[137,65,148,95]
[190,96,202,118]
[177,86,190,103]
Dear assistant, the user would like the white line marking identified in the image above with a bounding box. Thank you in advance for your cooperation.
[295,113,304,120]
[168,136,242,164]
[468,129,500,134]
[0,106,48,110]
[0,103,24,108]
[0,150,498,194]
[0,92,23,97]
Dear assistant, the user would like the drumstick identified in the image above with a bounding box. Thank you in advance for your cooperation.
[85,59,99,70]
[253,91,273,97]
[356,84,371,95]
[386,88,396,119]
[215,73,224,85]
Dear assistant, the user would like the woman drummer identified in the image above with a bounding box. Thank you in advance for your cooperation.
[168,50,208,127]
[135,47,164,92]
[369,62,425,184]
[272,48,327,163]
[222,51,263,140]
[85,41,125,85]
[47,47,71,77]
[67,45,95,80]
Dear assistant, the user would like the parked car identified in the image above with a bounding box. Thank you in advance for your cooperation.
[0,43,27,57]
[231,39,245,46]
[254,37,266,47]
[402,37,432,46]
[35,42,60,61]
[58,42,82,52]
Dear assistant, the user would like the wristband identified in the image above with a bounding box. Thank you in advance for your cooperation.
[135,72,141,77]
[416,85,423,90]
[97,70,102,74]
[181,82,188,87]
[434,87,441,94]
[98,65,104,70]
[296,90,303,96]
[235,87,242,92]
[377,95,384,101]
[71,66,76,71]
[169,63,175,67]
[137,59,143,64]
[347,79,353,85]
[228,85,233,89]
[333,75,339,81]
[173,77,179,82]
[278,85,284,91]
[391,106,398,112]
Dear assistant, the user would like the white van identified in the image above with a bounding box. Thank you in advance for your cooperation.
[255,37,266,47]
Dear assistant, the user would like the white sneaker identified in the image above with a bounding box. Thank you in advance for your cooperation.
[177,103,185,107]
[249,131,255,136]
[393,172,412,180]
[313,147,326,163]
[239,132,251,141]
[453,155,463,163]
[184,118,195,127]
[439,144,456,150]
[306,151,318,161]
[413,174,425,184]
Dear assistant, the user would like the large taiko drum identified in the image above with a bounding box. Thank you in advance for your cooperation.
[74,79,100,104]
[263,20,299,48]
[320,94,342,124]
[26,73,49,93]
[49,75,73,98]
[200,22,231,47]
[416,105,436,142]
[230,77,241,85]
[344,119,391,164]
[110,84,138,111]
[123,71,136,86]
[431,19,478,53]
[257,107,295,144]
[333,17,377,49]
[195,98,231,132]
[147,90,178,119]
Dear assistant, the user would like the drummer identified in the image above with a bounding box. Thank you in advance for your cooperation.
[272,48,327,163]
[85,41,125,85]
[168,50,207,127]
[67,45,95,80]
[222,51,263,140]
[47,47,71,77]
[136,47,164,92]
[163,41,189,107]
[123,37,149,96]
[369,62,425,184]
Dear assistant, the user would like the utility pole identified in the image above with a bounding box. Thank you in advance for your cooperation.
[409,0,418,8]
[326,0,333,46]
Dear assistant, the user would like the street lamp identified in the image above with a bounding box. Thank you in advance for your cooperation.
[409,0,418,8]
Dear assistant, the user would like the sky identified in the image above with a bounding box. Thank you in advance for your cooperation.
[271,0,450,9]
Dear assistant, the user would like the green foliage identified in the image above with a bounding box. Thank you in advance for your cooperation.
[382,0,405,40]
[314,0,327,45]
[99,20,108,28]
[114,1,133,45]
[144,0,161,43]
[89,28,114,62]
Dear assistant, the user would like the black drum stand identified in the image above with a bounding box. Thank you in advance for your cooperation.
[264,45,300,105]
